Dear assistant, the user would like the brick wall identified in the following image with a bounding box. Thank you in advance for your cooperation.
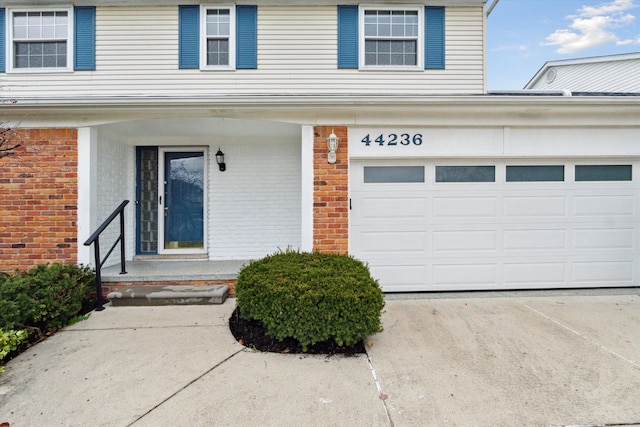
[0,129,78,272]
[313,126,348,254]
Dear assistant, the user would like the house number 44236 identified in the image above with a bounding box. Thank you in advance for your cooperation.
[361,133,423,146]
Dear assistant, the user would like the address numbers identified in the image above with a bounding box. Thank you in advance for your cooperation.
[361,133,423,147]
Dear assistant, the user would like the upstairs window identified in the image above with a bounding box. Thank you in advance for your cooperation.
[1,6,95,73]
[9,8,72,71]
[201,6,235,69]
[179,5,257,70]
[338,5,444,70]
[362,8,420,68]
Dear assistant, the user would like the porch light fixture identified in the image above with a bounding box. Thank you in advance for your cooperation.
[215,148,226,172]
[327,131,339,164]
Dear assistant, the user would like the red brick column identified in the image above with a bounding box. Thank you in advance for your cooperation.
[313,126,348,254]
[0,129,78,272]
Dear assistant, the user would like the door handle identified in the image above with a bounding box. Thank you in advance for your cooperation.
[159,196,162,205]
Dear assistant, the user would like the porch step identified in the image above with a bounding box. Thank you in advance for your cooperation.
[107,284,229,306]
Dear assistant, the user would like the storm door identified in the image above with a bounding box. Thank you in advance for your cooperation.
[158,148,207,254]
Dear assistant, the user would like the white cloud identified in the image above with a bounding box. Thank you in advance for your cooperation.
[543,0,639,54]
[577,0,635,17]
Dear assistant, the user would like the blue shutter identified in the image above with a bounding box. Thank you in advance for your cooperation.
[425,6,445,69]
[0,9,5,73]
[236,5,257,69]
[179,5,200,69]
[74,6,96,71]
[337,5,358,69]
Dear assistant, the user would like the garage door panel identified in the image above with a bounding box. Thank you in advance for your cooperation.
[433,197,497,218]
[504,196,567,217]
[573,195,635,217]
[370,265,428,292]
[432,264,497,287]
[360,231,427,253]
[503,263,566,285]
[573,228,635,250]
[503,229,567,251]
[361,197,428,219]
[573,261,633,283]
[433,230,497,252]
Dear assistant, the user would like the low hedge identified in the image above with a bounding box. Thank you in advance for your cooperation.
[0,263,95,332]
[236,251,384,349]
[0,263,96,372]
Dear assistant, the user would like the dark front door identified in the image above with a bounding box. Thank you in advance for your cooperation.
[161,150,206,253]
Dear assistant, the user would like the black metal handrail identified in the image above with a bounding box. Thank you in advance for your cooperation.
[83,200,129,311]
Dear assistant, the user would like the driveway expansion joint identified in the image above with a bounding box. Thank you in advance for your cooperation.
[523,304,640,370]
[126,347,245,426]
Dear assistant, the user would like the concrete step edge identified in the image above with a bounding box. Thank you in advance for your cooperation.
[107,284,229,306]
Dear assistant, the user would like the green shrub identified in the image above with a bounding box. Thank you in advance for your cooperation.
[236,251,384,349]
[0,328,29,373]
[0,263,95,332]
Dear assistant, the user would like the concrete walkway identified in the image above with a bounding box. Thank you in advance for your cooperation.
[1,290,640,426]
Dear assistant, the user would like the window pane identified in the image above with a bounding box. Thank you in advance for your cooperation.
[15,41,66,68]
[364,11,377,36]
[365,40,416,66]
[506,166,565,182]
[28,25,41,39]
[55,24,67,38]
[42,42,56,54]
[364,166,425,183]
[575,165,632,181]
[28,13,40,28]
[436,166,495,183]
[13,12,28,38]
[30,43,43,55]
[405,53,416,65]
[56,12,68,26]
[365,53,377,65]
[206,9,230,36]
[207,39,229,66]
[15,42,28,55]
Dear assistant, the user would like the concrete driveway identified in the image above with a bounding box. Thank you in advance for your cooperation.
[1,289,639,426]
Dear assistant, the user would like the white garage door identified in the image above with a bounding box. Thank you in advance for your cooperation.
[350,159,640,292]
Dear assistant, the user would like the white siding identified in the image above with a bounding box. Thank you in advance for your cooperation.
[1,5,484,97]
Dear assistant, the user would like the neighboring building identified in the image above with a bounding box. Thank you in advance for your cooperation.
[525,52,640,93]
[0,1,639,292]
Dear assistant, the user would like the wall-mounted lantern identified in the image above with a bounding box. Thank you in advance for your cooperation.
[215,148,226,172]
[327,131,339,164]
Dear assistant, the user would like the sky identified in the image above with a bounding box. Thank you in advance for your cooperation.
[486,0,640,89]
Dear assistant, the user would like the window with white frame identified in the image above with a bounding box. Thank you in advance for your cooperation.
[8,7,73,71]
[360,6,422,69]
[200,5,236,69]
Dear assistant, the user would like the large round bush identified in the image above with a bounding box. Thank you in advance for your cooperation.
[235,251,384,349]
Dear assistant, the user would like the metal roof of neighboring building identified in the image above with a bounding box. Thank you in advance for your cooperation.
[525,52,640,93]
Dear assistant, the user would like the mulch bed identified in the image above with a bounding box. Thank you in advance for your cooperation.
[228,307,365,355]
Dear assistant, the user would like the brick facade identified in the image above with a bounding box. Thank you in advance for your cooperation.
[313,126,349,254]
[0,129,78,272]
